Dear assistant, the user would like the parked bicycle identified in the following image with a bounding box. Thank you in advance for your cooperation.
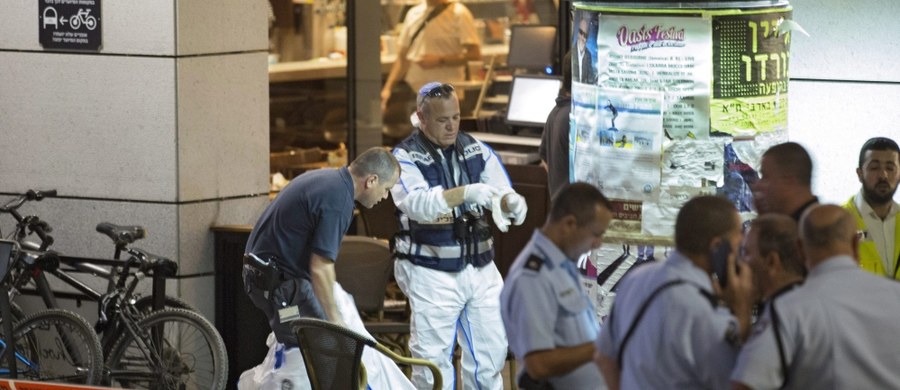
[1,190,228,389]
[0,239,104,384]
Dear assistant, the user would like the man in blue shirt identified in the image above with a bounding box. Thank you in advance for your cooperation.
[501,182,612,389]
[243,147,399,347]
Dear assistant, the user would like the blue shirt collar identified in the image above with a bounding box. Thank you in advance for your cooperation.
[809,255,857,277]
[667,250,714,290]
[339,166,354,198]
[529,229,574,271]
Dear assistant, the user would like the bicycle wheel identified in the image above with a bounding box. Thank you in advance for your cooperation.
[0,309,104,384]
[133,295,196,315]
[106,308,227,390]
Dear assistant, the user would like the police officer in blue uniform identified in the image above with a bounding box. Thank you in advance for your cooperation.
[501,182,612,389]
[732,205,900,389]
[595,195,755,390]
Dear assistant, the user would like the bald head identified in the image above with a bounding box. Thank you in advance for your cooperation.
[799,204,858,268]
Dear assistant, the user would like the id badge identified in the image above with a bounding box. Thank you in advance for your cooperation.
[278,305,301,323]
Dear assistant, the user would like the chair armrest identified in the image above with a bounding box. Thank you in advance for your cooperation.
[373,343,442,390]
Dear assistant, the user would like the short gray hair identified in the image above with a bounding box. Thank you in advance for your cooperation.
[349,147,399,180]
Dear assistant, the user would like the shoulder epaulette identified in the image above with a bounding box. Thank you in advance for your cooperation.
[524,254,544,272]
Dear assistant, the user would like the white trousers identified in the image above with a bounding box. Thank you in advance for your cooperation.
[395,260,508,390]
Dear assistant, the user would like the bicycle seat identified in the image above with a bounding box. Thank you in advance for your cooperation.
[96,222,146,246]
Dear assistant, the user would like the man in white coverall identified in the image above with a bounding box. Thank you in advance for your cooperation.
[391,81,528,389]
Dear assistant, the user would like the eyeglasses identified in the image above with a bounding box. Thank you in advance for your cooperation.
[420,83,455,98]
[579,29,588,38]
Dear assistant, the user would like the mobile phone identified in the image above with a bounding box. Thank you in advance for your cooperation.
[711,240,731,288]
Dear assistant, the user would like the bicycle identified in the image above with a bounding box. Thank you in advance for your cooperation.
[69,8,97,31]
[1,190,228,389]
[0,239,104,384]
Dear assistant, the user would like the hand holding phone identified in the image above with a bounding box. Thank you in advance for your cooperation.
[711,240,731,288]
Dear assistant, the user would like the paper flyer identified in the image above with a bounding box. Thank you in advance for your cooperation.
[642,185,716,237]
[573,87,664,202]
[596,14,713,139]
[661,138,727,187]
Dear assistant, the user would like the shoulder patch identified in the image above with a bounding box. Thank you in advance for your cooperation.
[524,255,544,272]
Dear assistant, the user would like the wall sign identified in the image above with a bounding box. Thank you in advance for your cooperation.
[39,0,102,51]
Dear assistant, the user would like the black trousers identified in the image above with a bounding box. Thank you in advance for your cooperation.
[243,266,326,347]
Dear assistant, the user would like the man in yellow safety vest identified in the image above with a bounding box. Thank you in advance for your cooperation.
[843,137,900,279]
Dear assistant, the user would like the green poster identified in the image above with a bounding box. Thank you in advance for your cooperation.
[712,11,792,136]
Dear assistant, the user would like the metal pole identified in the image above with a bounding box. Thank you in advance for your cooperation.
[346,0,384,161]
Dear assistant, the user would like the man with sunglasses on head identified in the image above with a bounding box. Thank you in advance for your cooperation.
[391,82,528,390]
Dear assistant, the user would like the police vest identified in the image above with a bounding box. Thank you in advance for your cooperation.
[843,196,900,280]
[394,131,494,272]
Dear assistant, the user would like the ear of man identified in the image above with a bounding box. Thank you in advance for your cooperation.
[765,250,781,273]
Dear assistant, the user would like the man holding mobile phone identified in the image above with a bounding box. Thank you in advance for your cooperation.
[594,195,754,389]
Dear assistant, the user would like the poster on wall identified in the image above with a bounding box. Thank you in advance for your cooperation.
[596,14,713,140]
[572,87,664,202]
[710,11,792,136]
[569,4,794,246]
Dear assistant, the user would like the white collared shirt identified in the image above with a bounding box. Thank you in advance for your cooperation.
[854,190,899,272]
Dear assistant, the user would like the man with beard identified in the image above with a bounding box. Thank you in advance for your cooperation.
[843,137,900,279]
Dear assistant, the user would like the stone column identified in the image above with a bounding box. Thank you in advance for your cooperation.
[0,0,270,322]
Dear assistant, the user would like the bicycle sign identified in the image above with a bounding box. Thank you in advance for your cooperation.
[38,0,102,51]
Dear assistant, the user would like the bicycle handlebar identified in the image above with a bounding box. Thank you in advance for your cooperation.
[0,189,57,212]
[26,189,57,201]
[0,190,57,250]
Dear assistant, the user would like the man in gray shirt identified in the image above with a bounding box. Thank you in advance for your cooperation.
[732,204,900,389]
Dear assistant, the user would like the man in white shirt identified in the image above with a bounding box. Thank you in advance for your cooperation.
[843,137,900,279]
[381,0,481,112]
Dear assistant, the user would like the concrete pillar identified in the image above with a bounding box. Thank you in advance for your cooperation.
[0,0,271,322]
[788,0,900,203]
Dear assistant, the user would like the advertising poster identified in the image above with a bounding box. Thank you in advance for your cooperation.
[573,88,664,203]
[569,4,794,248]
[596,14,712,139]
[711,11,792,136]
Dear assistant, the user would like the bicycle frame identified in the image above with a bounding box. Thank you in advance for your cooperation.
[0,338,39,377]
[18,254,169,349]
